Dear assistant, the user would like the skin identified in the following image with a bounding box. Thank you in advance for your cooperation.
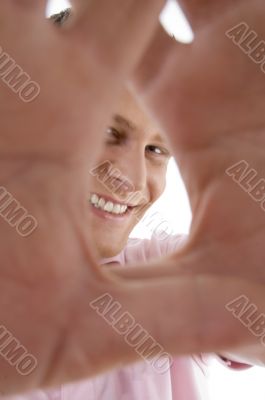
[0,0,166,394]
[89,89,171,259]
[0,0,265,396]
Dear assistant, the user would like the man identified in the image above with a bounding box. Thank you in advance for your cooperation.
[0,0,265,397]
[3,75,251,400]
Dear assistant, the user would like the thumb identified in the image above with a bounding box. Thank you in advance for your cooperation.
[103,252,265,359]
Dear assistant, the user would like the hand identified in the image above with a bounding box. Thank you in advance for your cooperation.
[0,0,166,395]
[115,0,265,363]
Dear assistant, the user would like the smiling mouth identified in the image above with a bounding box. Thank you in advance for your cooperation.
[89,193,133,216]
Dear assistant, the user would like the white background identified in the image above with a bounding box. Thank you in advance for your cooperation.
[47,1,265,398]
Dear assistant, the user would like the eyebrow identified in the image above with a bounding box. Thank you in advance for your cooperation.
[113,114,168,145]
[151,133,169,144]
[113,114,136,130]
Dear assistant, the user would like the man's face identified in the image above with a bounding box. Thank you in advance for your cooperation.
[88,89,171,258]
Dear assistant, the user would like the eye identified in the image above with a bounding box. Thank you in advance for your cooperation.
[106,127,124,143]
[146,145,168,156]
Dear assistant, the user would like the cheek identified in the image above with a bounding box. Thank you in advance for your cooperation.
[149,168,167,202]
[89,147,118,182]
[95,147,123,168]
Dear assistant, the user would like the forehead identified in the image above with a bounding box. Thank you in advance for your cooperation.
[115,89,169,144]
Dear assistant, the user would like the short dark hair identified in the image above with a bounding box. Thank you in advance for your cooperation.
[50,8,71,26]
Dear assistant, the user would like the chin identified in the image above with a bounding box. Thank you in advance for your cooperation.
[95,238,126,259]
[98,246,122,259]
[91,223,134,259]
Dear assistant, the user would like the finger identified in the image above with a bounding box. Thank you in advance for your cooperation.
[65,0,166,75]
[107,231,265,283]
[177,0,242,32]
[103,236,265,359]
[131,23,181,94]
[13,0,47,13]
[70,0,92,10]
[85,262,265,378]
[103,255,180,280]
[118,272,265,358]
[103,243,265,360]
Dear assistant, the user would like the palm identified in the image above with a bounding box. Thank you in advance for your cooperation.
[129,0,265,359]
[0,0,166,395]
[0,3,111,395]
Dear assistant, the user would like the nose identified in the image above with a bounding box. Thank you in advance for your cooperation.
[108,149,147,201]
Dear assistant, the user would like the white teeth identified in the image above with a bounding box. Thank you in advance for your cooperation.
[89,194,128,215]
[104,201,113,212]
[98,198,106,208]
[121,205,127,213]
[91,194,99,204]
[113,204,121,214]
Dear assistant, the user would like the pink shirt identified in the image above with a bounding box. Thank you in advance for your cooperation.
[3,234,250,400]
